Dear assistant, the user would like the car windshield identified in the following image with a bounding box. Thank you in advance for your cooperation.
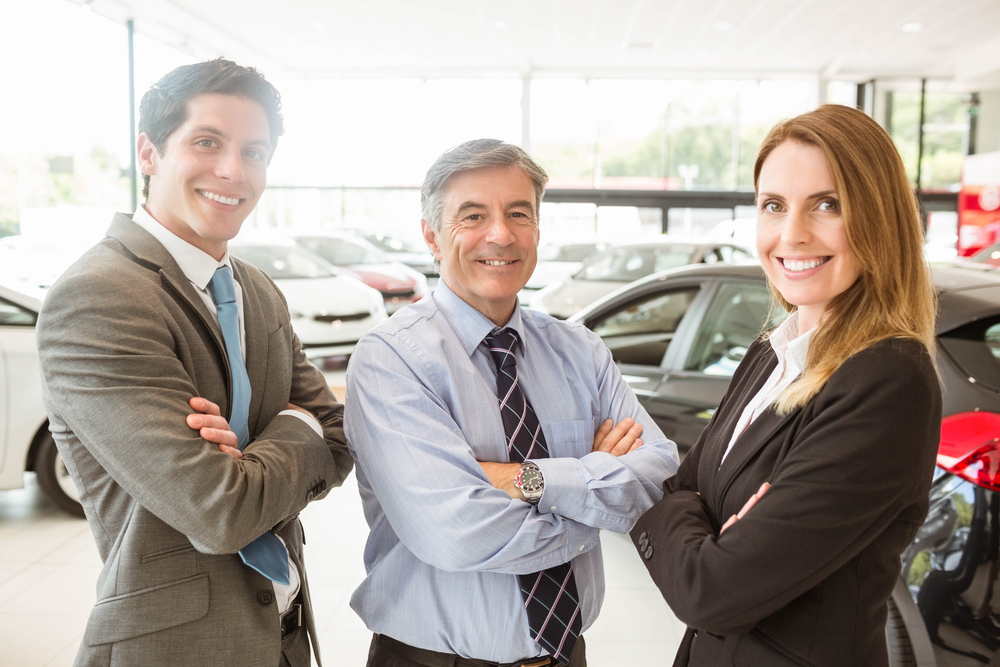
[230,245,335,280]
[575,245,696,282]
[538,243,601,262]
[298,237,385,266]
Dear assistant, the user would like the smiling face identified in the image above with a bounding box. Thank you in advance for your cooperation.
[138,93,271,260]
[422,166,539,325]
[756,140,861,333]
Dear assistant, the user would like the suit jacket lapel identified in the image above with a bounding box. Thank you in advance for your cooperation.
[232,260,268,439]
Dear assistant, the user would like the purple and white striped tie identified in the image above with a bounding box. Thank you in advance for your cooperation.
[485,328,582,664]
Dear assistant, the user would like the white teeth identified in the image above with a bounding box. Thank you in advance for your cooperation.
[483,260,514,266]
[198,190,240,206]
[782,257,829,272]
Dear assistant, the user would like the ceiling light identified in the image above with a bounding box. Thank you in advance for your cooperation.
[902,22,923,33]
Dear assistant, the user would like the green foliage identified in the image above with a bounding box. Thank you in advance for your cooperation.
[890,92,969,190]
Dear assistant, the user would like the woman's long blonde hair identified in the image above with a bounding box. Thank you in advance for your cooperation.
[754,104,937,414]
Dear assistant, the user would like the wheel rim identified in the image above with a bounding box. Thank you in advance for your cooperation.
[55,454,80,502]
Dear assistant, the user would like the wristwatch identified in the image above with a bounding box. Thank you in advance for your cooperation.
[515,461,544,505]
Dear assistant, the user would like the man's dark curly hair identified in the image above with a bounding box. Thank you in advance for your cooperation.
[138,58,284,198]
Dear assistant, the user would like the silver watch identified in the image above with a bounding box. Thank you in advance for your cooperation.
[515,461,544,505]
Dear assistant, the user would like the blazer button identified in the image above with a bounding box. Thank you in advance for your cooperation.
[638,532,648,543]
[639,536,649,550]
[644,546,654,560]
[257,590,273,606]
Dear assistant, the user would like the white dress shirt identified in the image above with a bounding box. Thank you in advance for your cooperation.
[721,311,812,466]
[132,205,314,613]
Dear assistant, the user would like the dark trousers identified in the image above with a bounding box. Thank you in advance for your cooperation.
[366,633,587,667]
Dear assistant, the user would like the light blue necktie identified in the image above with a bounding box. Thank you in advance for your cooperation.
[207,265,290,586]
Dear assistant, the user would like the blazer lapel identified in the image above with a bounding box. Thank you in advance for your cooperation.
[231,261,268,439]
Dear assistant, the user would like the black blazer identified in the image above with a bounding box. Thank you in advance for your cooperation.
[631,336,941,667]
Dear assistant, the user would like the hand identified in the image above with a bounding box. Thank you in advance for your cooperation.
[479,461,525,500]
[592,418,643,457]
[187,397,241,459]
[720,482,770,534]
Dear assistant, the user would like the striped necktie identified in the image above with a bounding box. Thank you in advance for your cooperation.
[208,265,289,586]
[485,327,582,664]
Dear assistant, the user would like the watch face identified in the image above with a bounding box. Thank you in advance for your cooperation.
[518,467,544,494]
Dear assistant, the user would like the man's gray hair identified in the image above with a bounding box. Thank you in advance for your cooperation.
[420,138,549,233]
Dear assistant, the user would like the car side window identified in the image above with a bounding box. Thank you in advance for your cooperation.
[684,282,784,376]
[588,287,700,367]
[939,316,1000,392]
[0,297,36,326]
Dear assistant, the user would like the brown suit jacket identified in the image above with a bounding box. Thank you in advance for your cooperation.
[38,213,353,667]
[631,336,941,667]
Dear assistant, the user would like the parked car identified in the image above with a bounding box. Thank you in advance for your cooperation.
[523,241,607,292]
[288,231,428,314]
[529,238,753,319]
[349,229,437,278]
[228,236,388,359]
[569,261,1000,665]
[0,279,83,516]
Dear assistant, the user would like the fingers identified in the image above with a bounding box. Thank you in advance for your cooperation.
[610,421,643,457]
[285,403,313,417]
[720,514,738,533]
[627,438,644,454]
[186,413,232,431]
[216,444,243,459]
[199,426,238,448]
[189,396,221,416]
[593,418,643,457]
[592,419,614,451]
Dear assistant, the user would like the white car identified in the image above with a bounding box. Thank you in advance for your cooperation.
[228,235,389,359]
[0,279,83,516]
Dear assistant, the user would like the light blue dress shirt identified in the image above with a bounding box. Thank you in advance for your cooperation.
[345,280,679,662]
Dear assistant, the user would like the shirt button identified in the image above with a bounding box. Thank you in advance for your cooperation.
[257,590,273,606]
[579,544,585,552]
[550,505,558,512]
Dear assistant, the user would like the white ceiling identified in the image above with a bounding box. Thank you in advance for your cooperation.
[74,0,1000,86]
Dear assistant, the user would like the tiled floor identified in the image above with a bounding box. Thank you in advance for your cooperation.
[0,380,686,666]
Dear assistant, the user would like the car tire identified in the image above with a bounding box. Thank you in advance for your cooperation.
[886,598,917,667]
[34,432,85,518]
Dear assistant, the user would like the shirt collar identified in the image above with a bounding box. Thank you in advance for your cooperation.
[433,279,526,358]
[769,311,812,371]
[132,204,232,289]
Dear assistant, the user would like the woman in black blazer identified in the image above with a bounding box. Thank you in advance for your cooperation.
[632,104,941,667]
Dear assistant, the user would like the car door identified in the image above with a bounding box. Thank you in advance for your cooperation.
[582,280,710,440]
[652,278,785,451]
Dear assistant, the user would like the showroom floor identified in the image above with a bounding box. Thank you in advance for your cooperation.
[0,383,686,667]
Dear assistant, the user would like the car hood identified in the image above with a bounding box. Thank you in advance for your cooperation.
[272,275,378,316]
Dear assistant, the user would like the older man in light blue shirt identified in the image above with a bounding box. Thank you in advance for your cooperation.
[346,138,679,667]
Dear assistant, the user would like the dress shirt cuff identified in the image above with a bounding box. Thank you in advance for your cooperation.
[532,457,589,519]
[278,409,323,438]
